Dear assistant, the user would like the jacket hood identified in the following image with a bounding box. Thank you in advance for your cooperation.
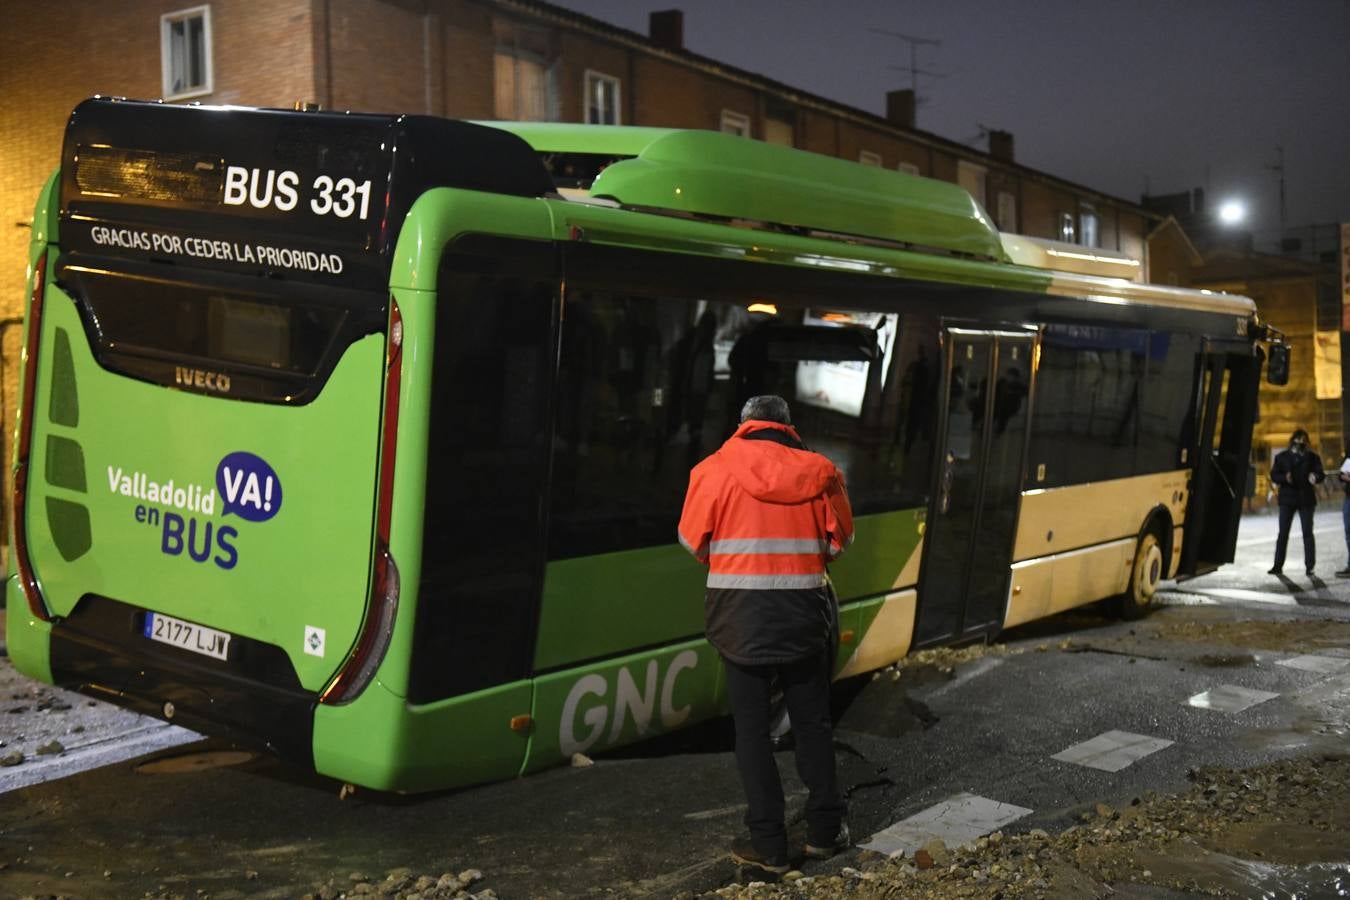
[716,421,837,504]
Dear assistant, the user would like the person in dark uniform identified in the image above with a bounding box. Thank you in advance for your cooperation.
[1269,428,1325,576]
[1337,450,1350,578]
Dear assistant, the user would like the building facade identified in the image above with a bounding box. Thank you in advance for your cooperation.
[1189,248,1345,504]
[0,0,1165,542]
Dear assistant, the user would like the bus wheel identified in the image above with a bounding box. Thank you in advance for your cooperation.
[1118,530,1164,620]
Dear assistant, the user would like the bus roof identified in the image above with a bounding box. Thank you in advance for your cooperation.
[485,121,1256,321]
[485,121,1008,263]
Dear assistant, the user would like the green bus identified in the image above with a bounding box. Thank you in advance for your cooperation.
[8,98,1282,792]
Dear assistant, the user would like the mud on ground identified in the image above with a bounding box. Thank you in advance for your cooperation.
[694,753,1350,899]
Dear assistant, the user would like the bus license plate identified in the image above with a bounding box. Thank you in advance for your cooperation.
[143,612,231,661]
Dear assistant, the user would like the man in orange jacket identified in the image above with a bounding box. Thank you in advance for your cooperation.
[678,395,854,874]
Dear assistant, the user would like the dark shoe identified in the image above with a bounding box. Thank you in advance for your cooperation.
[1335,568,1350,578]
[804,822,851,860]
[730,838,789,875]
[1268,567,1282,575]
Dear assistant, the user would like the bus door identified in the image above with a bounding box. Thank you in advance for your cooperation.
[1178,342,1260,575]
[914,328,1035,647]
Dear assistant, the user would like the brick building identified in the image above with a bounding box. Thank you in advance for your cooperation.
[0,0,1169,536]
[1189,248,1344,502]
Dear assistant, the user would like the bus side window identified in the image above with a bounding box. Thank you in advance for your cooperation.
[1138,332,1200,473]
[410,239,557,704]
[547,296,938,562]
[1030,326,1145,488]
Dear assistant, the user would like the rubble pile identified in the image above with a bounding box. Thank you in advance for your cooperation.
[887,641,1024,676]
[694,753,1350,899]
[1145,615,1350,653]
[302,866,496,900]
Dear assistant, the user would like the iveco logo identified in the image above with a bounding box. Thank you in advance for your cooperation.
[174,366,232,394]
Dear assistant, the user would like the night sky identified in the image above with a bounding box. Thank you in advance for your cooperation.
[554,0,1350,244]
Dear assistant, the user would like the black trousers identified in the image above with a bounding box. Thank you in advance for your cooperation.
[722,652,845,858]
[1273,503,1315,571]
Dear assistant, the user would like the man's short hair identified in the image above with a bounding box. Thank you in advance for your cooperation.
[740,395,791,425]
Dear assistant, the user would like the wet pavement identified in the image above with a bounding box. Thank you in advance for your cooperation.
[2,507,1350,898]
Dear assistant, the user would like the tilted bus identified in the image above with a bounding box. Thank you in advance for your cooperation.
[7,98,1285,792]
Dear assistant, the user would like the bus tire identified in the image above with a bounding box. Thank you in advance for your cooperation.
[1118,528,1165,620]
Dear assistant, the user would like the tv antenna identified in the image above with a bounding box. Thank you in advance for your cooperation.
[869,28,946,97]
[963,123,993,147]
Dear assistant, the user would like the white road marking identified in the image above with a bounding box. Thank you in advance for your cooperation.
[0,722,198,795]
[1234,517,1343,550]
[682,803,747,820]
[1190,588,1300,607]
[1187,684,1280,713]
[1277,655,1350,675]
[860,792,1032,858]
[1051,730,1174,772]
[1155,591,1220,606]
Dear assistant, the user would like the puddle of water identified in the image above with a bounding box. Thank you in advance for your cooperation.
[1196,653,1257,668]
[135,749,256,774]
[1246,861,1350,898]
[1132,845,1350,898]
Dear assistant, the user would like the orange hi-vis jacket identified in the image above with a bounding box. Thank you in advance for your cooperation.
[678,420,854,664]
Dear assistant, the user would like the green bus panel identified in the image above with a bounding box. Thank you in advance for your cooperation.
[5,576,53,682]
[312,676,533,792]
[829,507,926,599]
[534,546,706,672]
[524,638,723,774]
[533,507,924,673]
[19,284,383,693]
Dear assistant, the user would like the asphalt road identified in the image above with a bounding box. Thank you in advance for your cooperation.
[2,507,1350,899]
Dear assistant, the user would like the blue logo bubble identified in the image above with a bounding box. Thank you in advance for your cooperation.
[216,451,283,523]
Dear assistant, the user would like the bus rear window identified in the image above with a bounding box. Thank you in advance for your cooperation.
[58,267,383,403]
[207,294,306,370]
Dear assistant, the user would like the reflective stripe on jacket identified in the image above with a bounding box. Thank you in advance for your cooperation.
[677,420,854,664]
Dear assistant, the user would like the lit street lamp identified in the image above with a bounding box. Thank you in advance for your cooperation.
[1218,199,1247,226]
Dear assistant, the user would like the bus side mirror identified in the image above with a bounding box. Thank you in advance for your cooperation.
[1267,343,1290,385]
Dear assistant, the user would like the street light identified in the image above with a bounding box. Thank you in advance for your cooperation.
[1218,199,1246,226]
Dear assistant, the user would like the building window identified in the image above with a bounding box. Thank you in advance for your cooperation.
[1059,212,1076,243]
[1080,205,1100,247]
[494,22,555,121]
[859,151,883,167]
[161,5,212,100]
[957,161,988,207]
[763,115,794,147]
[996,191,1017,232]
[720,110,751,137]
[584,70,621,125]
[898,161,920,176]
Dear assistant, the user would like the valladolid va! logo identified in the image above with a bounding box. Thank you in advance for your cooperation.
[106,451,283,570]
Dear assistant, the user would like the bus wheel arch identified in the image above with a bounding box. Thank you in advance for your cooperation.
[1117,509,1171,620]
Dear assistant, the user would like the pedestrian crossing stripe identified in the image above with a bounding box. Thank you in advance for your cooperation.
[860,792,1032,859]
[1187,684,1279,713]
[1051,730,1173,772]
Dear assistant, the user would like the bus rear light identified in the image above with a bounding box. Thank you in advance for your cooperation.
[13,252,53,622]
[320,542,400,705]
[320,299,403,705]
